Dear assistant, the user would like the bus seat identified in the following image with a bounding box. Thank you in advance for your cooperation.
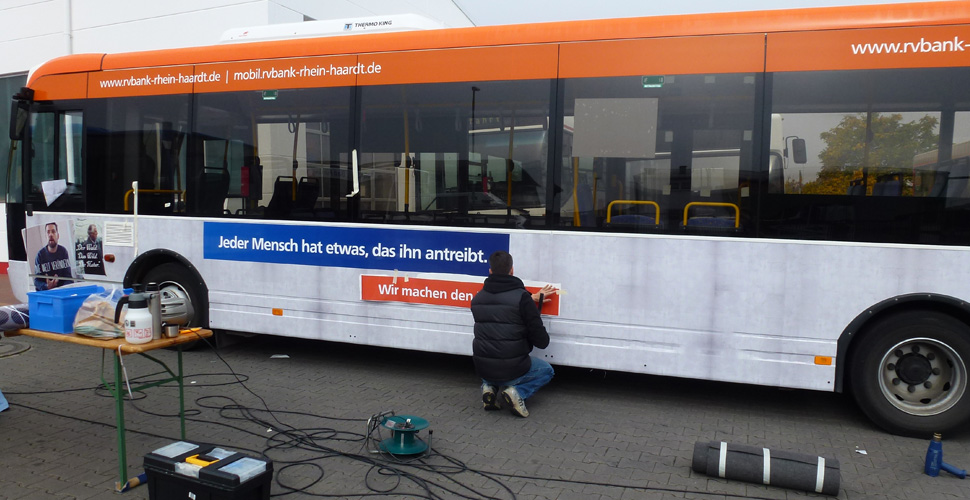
[945,159,970,199]
[296,177,320,210]
[928,167,949,197]
[685,216,736,228]
[682,201,740,232]
[872,179,901,196]
[138,192,176,214]
[195,167,229,215]
[266,176,295,217]
[605,200,661,230]
[139,151,157,190]
[294,176,335,218]
[608,214,659,230]
[847,179,865,196]
[245,156,264,202]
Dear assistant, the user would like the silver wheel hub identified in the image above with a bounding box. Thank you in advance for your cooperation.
[158,280,189,302]
[878,337,967,416]
[156,280,195,325]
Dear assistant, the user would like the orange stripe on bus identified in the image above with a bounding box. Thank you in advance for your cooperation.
[768,25,970,72]
[30,73,87,101]
[560,34,765,78]
[359,45,559,86]
[24,3,970,98]
[25,53,103,88]
[80,2,970,77]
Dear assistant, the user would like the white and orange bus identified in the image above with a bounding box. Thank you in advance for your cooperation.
[8,1,970,435]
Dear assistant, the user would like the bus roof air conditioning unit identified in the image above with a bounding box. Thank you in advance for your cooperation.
[220,14,446,43]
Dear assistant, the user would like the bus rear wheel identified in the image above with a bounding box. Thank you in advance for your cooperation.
[849,310,970,436]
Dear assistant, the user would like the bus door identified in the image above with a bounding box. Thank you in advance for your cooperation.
[6,86,30,263]
[24,107,84,213]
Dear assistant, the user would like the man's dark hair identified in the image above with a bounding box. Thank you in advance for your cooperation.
[45,222,58,231]
[489,250,513,275]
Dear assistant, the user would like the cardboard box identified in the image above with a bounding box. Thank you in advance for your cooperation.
[27,285,104,334]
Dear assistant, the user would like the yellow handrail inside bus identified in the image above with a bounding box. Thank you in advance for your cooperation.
[124,189,184,212]
[592,172,598,214]
[682,202,740,228]
[605,200,660,224]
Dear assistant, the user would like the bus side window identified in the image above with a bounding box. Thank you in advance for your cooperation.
[561,74,757,233]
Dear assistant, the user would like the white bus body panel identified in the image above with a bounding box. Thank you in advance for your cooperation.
[20,212,970,393]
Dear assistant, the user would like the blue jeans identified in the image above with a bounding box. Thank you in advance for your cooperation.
[483,356,554,400]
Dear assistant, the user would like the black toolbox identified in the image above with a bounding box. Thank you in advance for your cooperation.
[144,441,272,500]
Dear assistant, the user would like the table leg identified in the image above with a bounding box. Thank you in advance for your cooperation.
[178,347,186,439]
[113,352,128,489]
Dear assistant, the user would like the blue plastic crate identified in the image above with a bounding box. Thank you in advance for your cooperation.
[27,285,104,334]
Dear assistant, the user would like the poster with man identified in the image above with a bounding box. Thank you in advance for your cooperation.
[27,219,78,290]
[74,219,106,276]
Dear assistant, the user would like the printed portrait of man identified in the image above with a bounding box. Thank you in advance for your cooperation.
[34,221,75,290]
[75,222,106,276]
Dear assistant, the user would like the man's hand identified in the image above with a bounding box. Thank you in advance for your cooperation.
[532,284,557,304]
[45,277,58,289]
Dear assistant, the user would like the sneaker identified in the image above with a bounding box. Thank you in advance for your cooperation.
[501,386,529,418]
[482,383,501,411]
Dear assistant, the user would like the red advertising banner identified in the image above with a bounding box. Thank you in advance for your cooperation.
[360,275,560,316]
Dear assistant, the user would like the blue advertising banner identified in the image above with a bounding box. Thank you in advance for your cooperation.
[203,222,508,276]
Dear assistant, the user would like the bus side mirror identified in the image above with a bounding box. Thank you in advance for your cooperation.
[9,99,29,141]
[791,138,807,164]
[9,87,33,141]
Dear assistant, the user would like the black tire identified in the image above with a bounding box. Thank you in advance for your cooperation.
[849,310,970,437]
[142,262,207,329]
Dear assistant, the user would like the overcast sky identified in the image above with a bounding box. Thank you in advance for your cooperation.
[453,0,942,25]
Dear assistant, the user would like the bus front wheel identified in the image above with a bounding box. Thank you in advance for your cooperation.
[849,310,970,436]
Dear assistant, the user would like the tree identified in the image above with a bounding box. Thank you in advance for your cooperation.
[800,112,938,195]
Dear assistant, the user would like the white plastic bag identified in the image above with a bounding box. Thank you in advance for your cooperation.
[73,287,126,339]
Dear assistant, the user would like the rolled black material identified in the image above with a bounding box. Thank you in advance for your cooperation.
[691,441,840,496]
[0,303,29,331]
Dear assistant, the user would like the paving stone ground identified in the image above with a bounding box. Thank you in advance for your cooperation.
[1,277,969,499]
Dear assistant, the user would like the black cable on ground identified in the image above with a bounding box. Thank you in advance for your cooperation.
[5,335,817,500]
